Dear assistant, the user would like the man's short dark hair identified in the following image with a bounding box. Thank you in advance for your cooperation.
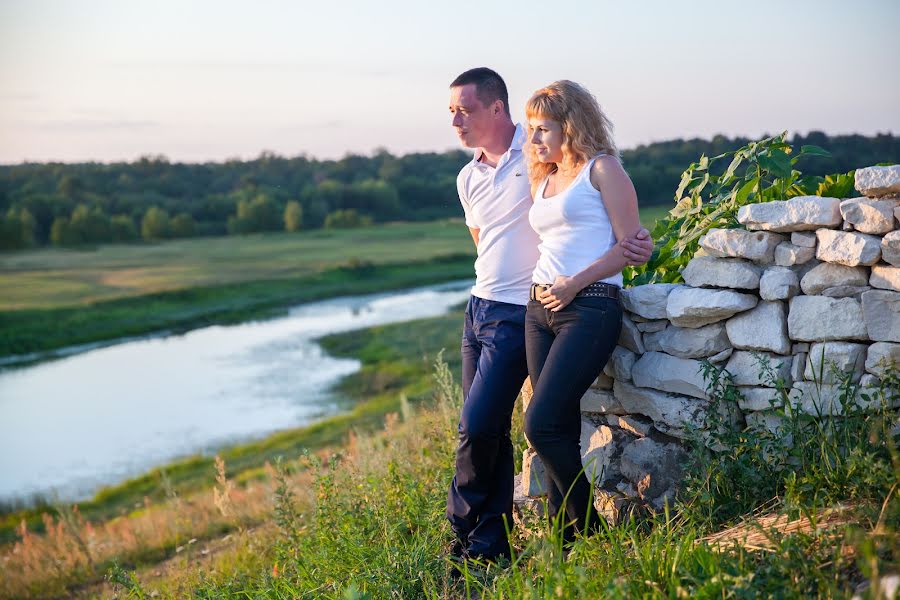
[450,67,510,116]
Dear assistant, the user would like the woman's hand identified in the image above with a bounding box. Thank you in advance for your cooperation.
[622,227,653,266]
[540,275,580,312]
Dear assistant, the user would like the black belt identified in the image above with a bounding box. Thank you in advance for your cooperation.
[529,281,620,302]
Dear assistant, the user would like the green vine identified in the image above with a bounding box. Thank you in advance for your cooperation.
[625,132,856,286]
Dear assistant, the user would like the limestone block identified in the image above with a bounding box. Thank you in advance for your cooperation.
[821,285,871,298]
[861,289,900,342]
[788,296,867,341]
[581,388,626,414]
[643,322,731,358]
[620,437,688,508]
[609,345,637,382]
[840,197,899,235]
[709,347,733,363]
[618,314,645,353]
[737,196,842,232]
[698,228,785,263]
[799,262,869,295]
[775,242,816,266]
[636,320,667,333]
[737,386,784,411]
[816,229,882,267]
[681,256,761,290]
[865,342,900,377]
[791,353,807,383]
[745,412,789,439]
[871,264,900,292]
[855,165,900,197]
[521,449,547,497]
[631,351,709,399]
[592,371,614,390]
[666,287,758,328]
[882,231,900,267]
[725,350,792,387]
[759,266,799,301]
[580,421,624,486]
[604,414,654,437]
[613,380,707,439]
[804,341,867,384]
[859,373,880,387]
[791,231,817,248]
[620,283,682,320]
[726,300,791,355]
[788,382,895,416]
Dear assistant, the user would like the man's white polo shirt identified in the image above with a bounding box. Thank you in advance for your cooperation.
[457,123,540,306]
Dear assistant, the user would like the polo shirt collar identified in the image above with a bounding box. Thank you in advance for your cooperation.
[472,123,525,165]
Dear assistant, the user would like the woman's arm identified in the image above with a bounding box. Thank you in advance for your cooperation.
[539,155,641,311]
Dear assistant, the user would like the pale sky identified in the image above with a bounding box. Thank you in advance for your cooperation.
[1,0,898,164]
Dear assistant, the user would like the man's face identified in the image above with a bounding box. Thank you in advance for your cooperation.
[449,84,495,149]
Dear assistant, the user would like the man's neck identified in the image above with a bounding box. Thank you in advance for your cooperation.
[478,121,517,168]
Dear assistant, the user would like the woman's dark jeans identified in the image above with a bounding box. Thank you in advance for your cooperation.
[524,295,622,542]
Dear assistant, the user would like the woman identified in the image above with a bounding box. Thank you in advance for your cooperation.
[523,80,641,543]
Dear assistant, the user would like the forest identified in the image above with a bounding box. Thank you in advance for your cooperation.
[1,131,897,250]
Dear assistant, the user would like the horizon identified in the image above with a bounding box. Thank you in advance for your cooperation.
[1,0,898,164]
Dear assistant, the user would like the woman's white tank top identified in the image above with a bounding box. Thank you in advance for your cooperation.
[528,154,622,286]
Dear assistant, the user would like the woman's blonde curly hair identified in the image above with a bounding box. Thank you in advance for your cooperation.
[524,80,618,191]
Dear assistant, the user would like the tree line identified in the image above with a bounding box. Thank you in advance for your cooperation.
[1,132,897,250]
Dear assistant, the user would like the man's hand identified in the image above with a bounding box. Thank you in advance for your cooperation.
[622,227,653,266]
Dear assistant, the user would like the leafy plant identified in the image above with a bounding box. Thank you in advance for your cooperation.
[625,133,855,286]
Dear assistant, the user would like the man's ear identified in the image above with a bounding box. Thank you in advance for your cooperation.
[492,99,504,116]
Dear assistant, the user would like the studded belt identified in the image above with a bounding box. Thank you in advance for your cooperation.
[529,281,620,302]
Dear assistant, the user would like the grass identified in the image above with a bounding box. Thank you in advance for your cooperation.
[3,307,896,599]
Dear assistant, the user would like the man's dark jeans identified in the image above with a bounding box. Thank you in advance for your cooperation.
[523,295,622,542]
[446,295,529,558]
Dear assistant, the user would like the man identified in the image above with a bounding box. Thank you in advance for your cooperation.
[445,67,653,563]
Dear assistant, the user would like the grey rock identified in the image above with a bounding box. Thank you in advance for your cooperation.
[791,353,807,384]
[775,242,816,266]
[788,296,868,341]
[620,437,688,508]
[726,300,791,355]
[605,414,654,437]
[592,371,614,390]
[804,341,867,384]
[859,374,881,388]
[791,231,817,248]
[643,322,731,358]
[636,320,668,333]
[737,196,842,232]
[737,386,784,411]
[708,348,733,363]
[699,228,785,263]
[681,256,761,290]
[521,449,547,497]
[724,350,793,387]
[865,342,900,377]
[613,380,707,438]
[618,314,645,353]
[821,285,872,298]
[581,388,626,414]
[609,345,637,383]
[580,421,625,486]
[759,266,799,301]
[793,342,811,353]
[666,287,758,328]
[631,352,710,399]
[882,231,900,267]
[816,229,882,267]
[799,262,869,295]
[861,290,900,343]
[788,381,897,416]
[855,165,900,197]
[870,264,900,292]
[621,283,682,320]
[840,197,899,235]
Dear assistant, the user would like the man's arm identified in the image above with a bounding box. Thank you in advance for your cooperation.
[468,227,480,247]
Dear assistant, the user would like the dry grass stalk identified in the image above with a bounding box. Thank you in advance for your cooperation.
[701,503,859,553]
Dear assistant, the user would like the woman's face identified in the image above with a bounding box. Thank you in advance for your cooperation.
[528,116,565,164]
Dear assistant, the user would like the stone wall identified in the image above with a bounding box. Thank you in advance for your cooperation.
[514,164,900,522]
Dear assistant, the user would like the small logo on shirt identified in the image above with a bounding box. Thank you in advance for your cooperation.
[514,172,523,176]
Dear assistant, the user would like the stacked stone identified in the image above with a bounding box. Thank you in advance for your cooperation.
[515,165,900,522]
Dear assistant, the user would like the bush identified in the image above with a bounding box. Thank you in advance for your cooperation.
[323,209,372,229]
[140,206,170,240]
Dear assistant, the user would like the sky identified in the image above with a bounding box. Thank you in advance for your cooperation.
[0,0,898,164]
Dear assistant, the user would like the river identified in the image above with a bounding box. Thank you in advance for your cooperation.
[0,281,472,504]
